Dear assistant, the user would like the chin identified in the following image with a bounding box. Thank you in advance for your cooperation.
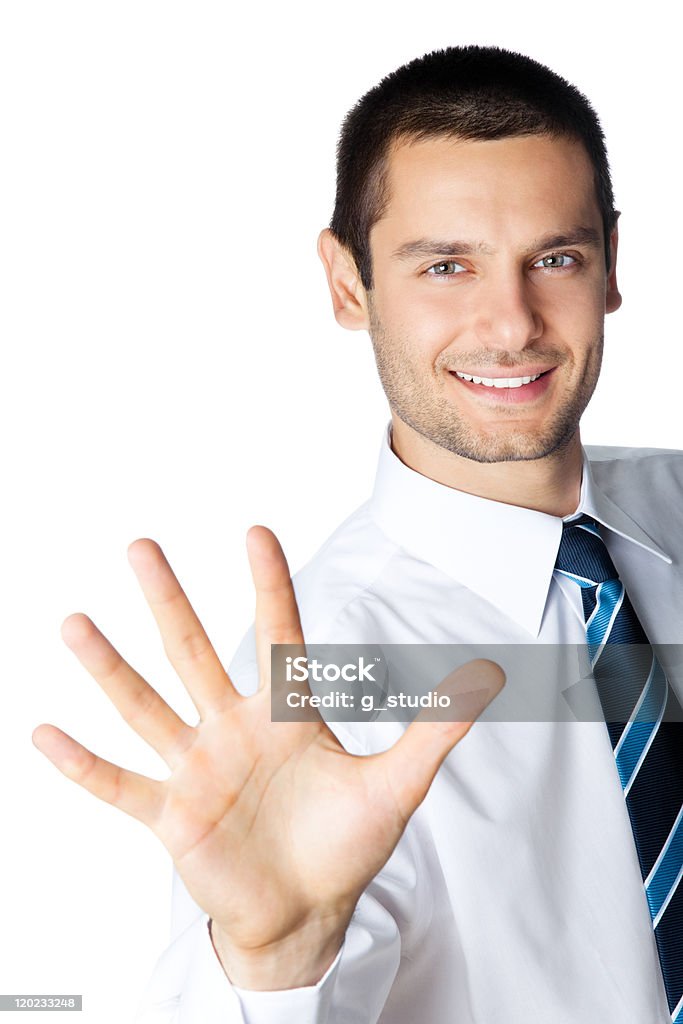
[416,420,581,464]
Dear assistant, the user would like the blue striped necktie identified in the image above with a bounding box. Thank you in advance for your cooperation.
[555,515,683,1021]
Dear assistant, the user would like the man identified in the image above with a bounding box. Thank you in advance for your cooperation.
[33,46,683,1022]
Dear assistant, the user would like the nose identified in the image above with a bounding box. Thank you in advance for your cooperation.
[473,270,542,353]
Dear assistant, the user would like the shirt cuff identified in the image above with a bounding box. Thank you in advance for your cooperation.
[178,916,342,1024]
[174,917,247,1023]
[232,944,343,1024]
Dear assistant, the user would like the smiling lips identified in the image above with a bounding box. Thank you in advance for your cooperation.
[453,370,546,389]
[447,367,555,402]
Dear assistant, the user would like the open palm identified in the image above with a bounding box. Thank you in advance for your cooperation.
[33,527,503,988]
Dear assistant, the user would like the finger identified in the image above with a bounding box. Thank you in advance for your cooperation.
[246,526,306,692]
[375,659,505,822]
[127,539,236,716]
[32,723,164,826]
[61,613,192,768]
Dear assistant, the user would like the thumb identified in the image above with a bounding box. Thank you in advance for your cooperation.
[378,658,505,821]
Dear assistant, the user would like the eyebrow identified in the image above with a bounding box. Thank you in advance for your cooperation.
[390,226,602,262]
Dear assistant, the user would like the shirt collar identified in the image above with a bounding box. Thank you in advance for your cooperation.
[578,456,672,565]
[368,425,671,639]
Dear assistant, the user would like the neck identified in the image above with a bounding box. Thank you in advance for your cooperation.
[390,416,584,518]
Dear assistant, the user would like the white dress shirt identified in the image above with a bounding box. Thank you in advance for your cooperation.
[136,428,683,1024]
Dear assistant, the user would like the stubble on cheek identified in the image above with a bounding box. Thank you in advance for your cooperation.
[366,302,604,464]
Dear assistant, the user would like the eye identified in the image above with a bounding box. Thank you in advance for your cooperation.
[425,260,467,276]
[533,253,577,270]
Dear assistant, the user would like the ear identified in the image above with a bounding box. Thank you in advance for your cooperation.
[317,228,370,331]
[605,218,622,314]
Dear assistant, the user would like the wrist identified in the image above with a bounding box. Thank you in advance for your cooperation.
[209,915,347,991]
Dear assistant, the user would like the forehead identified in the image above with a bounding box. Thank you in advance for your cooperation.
[372,133,602,249]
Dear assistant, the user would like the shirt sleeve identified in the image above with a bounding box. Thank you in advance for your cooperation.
[135,628,425,1022]
[135,890,402,1024]
[135,817,430,1024]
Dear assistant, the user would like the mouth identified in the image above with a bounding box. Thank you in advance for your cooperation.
[449,369,552,389]
[446,367,556,403]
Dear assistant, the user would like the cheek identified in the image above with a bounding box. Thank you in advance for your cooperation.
[534,273,606,325]
[536,284,604,370]
[380,279,469,342]
[372,280,462,355]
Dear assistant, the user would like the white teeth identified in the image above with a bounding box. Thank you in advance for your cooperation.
[455,371,542,388]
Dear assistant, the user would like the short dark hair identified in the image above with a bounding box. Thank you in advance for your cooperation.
[329,45,618,290]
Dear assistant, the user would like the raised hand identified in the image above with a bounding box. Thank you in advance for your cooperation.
[32,527,504,989]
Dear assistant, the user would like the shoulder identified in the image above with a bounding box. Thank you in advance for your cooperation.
[585,442,683,485]
[226,500,402,703]
[289,500,404,636]
[585,444,683,549]
[585,443,683,461]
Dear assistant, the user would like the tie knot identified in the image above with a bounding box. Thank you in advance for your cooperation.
[555,514,620,587]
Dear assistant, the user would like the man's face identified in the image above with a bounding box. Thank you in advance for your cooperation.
[364,133,620,463]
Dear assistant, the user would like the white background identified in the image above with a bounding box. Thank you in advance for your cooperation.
[1,2,680,1020]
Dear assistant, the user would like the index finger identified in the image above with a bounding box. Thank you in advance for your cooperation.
[246,526,306,692]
